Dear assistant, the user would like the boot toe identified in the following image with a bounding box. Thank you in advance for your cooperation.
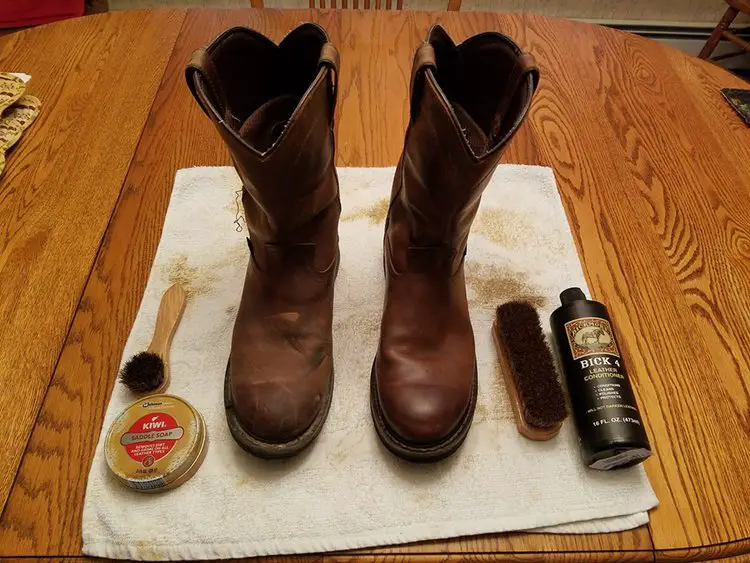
[233,380,322,444]
[379,381,469,446]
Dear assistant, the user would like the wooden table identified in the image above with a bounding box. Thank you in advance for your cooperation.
[0,8,748,563]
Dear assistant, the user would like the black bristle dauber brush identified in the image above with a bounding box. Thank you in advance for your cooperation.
[492,301,568,440]
[119,283,187,394]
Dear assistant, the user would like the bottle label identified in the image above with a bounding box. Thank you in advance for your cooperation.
[552,307,652,467]
[565,317,619,360]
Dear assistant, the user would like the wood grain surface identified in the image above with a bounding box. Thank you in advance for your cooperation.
[352,524,654,562]
[509,13,750,554]
[0,8,185,515]
[0,7,748,563]
[655,537,750,562]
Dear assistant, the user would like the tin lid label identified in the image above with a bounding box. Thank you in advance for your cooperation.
[105,394,206,493]
[120,412,184,462]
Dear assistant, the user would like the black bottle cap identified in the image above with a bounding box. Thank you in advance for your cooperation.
[560,287,586,305]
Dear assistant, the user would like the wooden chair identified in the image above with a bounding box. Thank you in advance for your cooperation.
[698,0,750,60]
[249,0,462,8]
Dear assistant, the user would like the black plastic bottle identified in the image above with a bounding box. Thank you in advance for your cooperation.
[550,288,652,470]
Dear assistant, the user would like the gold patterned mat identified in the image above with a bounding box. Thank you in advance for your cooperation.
[0,94,42,176]
[0,73,25,114]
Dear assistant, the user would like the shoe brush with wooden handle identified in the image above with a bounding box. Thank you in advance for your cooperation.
[119,283,187,394]
[492,301,568,440]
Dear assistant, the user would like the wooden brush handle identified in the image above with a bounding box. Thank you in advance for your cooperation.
[147,283,187,362]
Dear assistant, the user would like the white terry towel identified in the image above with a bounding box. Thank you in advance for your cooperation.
[82,166,658,561]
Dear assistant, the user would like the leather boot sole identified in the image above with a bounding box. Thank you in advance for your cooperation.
[370,359,477,463]
[224,361,334,459]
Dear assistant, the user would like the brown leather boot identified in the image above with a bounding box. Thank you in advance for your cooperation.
[371,26,539,462]
[186,24,340,458]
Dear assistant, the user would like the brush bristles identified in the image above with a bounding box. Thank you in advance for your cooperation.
[496,301,567,428]
[119,351,165,393]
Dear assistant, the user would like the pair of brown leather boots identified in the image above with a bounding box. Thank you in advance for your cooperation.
[186,23,538,462]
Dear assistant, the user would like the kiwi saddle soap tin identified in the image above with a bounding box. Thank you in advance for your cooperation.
[105,394,207,492]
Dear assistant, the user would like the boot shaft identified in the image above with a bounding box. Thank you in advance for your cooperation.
[186,24,340,246]
[390,25,539,269]
[373,27,539,461]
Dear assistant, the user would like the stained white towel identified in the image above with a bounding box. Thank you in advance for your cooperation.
[82,166,658,561]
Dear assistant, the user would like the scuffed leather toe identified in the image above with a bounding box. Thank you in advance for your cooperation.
[232,377,322,443]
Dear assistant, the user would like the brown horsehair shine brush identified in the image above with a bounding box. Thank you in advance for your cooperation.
[119,283,187,394]
[492,301,568,440]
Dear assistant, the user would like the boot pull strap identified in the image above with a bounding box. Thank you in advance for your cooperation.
[318,42,340,120]
[488,52,539,146]
[410,43,437,120]
[185,48,228,121]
